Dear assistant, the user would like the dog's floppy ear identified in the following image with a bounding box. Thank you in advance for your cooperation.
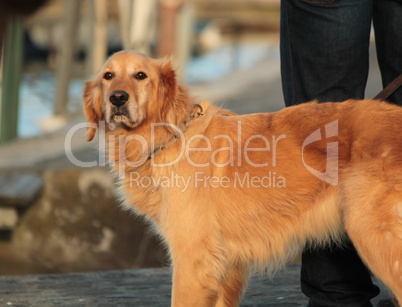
[83,80,104,141]
[158,59,188,124]
[158,60,177,123]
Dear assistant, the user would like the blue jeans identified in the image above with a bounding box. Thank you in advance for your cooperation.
[280,0,402,306]
[281,0,402,106]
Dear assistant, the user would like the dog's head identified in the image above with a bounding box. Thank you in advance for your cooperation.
[83,51,182,141]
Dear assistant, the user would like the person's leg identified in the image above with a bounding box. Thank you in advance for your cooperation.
[280,0,373,106]
[301,242,380,307]
[280,0,380,306]
[373,0,402,105]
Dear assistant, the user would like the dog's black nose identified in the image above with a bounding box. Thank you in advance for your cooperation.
[109,90,129,107]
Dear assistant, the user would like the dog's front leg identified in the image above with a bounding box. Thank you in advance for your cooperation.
[170,247,228,307]
[215,262,250,307]
[171,259,220,307]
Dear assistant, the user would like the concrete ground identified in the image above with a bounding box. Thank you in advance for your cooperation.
[0,265,392,307]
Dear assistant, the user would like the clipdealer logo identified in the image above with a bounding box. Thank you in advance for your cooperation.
[64,119,339,186]
[302,120,338,186]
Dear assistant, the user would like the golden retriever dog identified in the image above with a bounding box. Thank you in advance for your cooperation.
[83,51,402,306]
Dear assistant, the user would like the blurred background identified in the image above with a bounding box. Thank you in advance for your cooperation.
[0,0,284,276]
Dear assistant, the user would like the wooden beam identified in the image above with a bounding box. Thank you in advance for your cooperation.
[175,3,195,80]
[118,0,132,50]
[118,0,157,54]
[86,0,107,77]
[0,173,43,207]
[129,0,157,54]
[157,0,181,58]
[0,17,23,144]
[54,0,80,116]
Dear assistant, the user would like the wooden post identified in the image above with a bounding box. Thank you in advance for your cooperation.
[86,0,107,77]
[129,0,157,54]
[118,0,132,50]
[54,0,80,116]
[157,0,181,58]
[0,17,23,144]
[175,3,195,81]
[118,0,157,54]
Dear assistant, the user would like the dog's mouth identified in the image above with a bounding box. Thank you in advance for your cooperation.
[111,112,128,123]
[110,109,137,129]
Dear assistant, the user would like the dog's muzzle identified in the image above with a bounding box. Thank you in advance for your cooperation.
[109,90,129,107]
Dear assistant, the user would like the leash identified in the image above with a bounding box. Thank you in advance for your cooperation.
[373,73,402,101]
[137,104,204,168]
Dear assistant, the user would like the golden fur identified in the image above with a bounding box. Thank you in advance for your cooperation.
[84,51,402,306]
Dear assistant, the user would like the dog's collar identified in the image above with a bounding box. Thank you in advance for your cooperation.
[182,104,204,130]
[141,104,204,167]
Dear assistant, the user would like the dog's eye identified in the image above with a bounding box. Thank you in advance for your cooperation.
[103,72,113,80]
[135,72,147,80]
